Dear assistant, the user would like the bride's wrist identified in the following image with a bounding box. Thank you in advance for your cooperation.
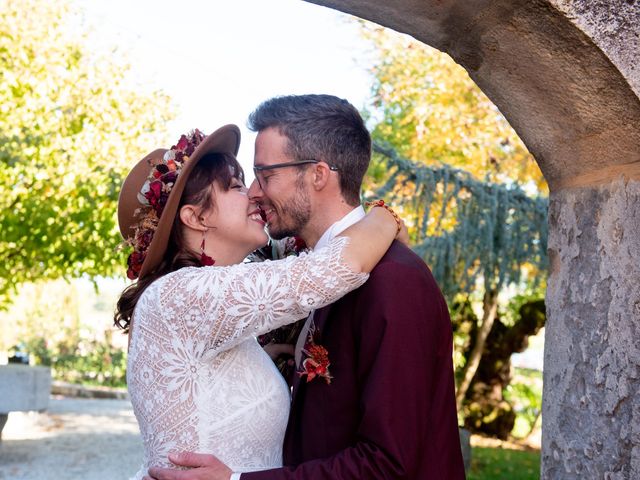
[365,200,401,235]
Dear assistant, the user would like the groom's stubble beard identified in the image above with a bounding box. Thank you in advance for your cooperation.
[267,175,311,240]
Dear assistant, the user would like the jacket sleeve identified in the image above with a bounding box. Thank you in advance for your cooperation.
[242,257,460,479]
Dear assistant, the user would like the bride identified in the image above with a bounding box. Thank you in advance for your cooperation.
[115,125,404,479]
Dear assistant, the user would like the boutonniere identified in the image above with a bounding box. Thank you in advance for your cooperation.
[298,327,332,385]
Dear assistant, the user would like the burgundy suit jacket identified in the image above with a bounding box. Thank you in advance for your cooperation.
[244,241,465,479]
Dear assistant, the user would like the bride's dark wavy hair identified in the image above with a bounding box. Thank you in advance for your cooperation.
[114,152,244,333]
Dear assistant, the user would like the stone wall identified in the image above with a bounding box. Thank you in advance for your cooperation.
[550,0,640,98]
[545,178,640,478]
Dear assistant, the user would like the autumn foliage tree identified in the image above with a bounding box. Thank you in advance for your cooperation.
[0,0,174,307]
[361,22,546,191]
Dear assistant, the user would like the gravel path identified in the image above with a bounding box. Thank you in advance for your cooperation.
[0,396,143,480]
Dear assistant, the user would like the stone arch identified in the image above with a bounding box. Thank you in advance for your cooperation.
[306,0,640,477]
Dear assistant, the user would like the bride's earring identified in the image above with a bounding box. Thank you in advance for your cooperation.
[200,230,215,266]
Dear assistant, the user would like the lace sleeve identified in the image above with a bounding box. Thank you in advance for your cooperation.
[157,235,368,354]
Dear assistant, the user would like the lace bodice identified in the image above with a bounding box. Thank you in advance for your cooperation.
[127,237,367,478]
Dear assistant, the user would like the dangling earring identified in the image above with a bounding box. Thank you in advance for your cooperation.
[200,230,215,266]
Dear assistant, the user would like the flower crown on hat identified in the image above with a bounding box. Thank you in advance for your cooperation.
[124,129,206,280]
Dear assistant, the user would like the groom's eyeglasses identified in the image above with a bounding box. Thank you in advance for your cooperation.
[253,160,339,190]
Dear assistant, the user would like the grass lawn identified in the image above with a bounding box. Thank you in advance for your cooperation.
[467,446,541,480]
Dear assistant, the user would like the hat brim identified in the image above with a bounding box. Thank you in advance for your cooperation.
[118,124,241,279]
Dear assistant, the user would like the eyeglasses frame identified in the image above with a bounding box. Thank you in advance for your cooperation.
[252,159,339,189]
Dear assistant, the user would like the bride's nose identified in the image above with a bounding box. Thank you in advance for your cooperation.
[248,179,263,199]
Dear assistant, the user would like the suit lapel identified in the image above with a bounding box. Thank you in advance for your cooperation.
[284,303,334,457]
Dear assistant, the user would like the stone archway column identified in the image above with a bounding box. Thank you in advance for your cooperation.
[544,177,640,479]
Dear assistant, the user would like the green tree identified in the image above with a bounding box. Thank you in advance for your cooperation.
[0,279,128,387]
[0,0,174,307]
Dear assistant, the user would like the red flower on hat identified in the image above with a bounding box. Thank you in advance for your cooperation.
[145,180,163,205]
[176,135,189,151]
[127,251,145,280]
[163,171,178,185]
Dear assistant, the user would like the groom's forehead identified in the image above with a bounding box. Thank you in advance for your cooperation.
[254,130,292,165]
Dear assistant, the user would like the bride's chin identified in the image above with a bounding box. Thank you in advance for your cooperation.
[255,232,269,248]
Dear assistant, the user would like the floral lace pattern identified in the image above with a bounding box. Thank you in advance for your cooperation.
[127,237,367,477]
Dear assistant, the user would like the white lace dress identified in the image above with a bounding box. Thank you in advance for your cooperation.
[127,237,367,479]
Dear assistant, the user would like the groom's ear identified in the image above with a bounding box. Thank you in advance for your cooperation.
[310,162,332,191]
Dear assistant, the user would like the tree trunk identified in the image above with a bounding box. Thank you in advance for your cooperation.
[462,299,546,439]
[455,289,498,410]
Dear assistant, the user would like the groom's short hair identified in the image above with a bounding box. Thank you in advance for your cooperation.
[248,94,371,206]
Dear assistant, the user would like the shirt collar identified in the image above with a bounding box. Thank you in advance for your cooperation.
[314,205,366,251]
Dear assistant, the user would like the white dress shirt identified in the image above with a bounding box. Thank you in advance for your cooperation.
[294,206,366,367]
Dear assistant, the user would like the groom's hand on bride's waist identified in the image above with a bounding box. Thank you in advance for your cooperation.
[144,452,233,480]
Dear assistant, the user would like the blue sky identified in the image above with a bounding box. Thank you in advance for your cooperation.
[80,0,376,173]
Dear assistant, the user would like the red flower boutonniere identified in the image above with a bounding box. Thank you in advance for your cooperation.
[298,330,332,385]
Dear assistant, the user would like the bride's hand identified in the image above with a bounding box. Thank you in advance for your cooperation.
[368,201,410,246]
[263,343,294,360]
[396,218,410,246]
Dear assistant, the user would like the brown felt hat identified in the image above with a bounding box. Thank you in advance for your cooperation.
[117,124,241,279]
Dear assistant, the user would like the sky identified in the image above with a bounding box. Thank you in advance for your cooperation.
[79,0,377,174]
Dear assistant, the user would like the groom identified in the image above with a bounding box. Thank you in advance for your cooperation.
[148,95,465,479]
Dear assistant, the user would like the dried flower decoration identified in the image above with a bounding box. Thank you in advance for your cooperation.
[124,129,206,280]
[299,328,332,385]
